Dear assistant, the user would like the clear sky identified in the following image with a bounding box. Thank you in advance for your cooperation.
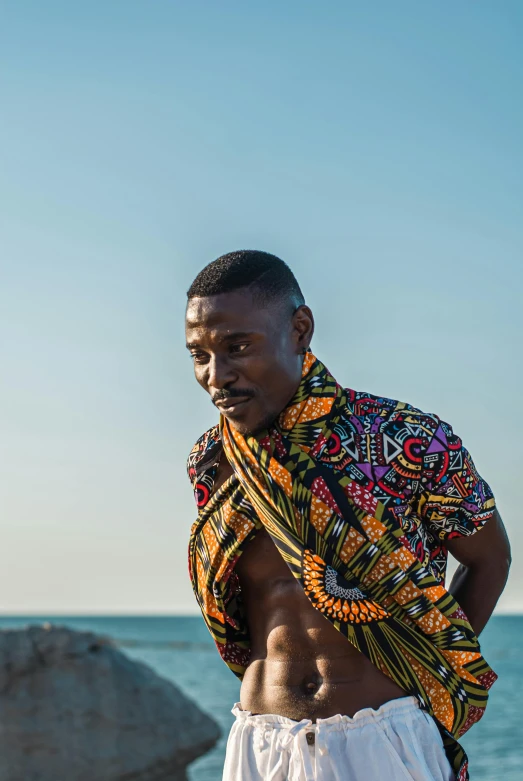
[1,1,522,614]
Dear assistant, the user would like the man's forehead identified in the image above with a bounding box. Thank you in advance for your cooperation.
[185,290,272,330]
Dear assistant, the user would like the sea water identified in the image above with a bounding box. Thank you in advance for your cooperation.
[1,615,521,781]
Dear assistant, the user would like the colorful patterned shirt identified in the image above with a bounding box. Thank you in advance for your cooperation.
[187,388,496,588]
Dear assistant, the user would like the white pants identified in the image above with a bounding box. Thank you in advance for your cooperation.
[222,696,455,781]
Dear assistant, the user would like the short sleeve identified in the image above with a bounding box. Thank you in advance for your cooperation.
[186,426,222,510]
[186,426,221,486]
[187,438,206,490]
[418,417,496,542]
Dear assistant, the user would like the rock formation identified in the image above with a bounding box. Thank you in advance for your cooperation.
[0,624,220,781]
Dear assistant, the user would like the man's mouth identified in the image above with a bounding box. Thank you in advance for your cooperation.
[215,396,253,415]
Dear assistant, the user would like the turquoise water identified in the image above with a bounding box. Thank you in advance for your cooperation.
[0,615,521,780]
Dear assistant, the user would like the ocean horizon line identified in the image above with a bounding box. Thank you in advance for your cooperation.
[0,611,202,619]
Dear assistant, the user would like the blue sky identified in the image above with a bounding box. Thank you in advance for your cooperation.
[1,1,522,613]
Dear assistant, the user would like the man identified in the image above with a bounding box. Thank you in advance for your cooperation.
[185,250,511,781]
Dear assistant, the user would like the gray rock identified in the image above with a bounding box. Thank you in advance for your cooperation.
[0,624,220,781]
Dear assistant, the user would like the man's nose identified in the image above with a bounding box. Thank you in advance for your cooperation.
[206,354,237,391]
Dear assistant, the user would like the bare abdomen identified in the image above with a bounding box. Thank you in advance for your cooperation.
[211,456,408,719]
[238,575,407,721]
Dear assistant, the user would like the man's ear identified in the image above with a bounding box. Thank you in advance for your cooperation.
[292,305,315,353]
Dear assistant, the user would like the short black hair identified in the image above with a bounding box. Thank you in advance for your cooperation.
[187,250,305,310]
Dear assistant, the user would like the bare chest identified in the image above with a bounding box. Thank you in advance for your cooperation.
[235,527,297,592]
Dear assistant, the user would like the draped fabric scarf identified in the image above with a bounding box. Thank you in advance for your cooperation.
[188,353,496,781]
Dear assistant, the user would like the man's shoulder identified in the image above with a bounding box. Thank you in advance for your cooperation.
[344,387,443,436]
[186,424,221,486]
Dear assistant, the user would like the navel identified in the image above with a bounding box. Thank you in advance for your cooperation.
[302,671,323,695]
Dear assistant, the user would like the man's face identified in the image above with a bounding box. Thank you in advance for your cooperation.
[185,289,313,435]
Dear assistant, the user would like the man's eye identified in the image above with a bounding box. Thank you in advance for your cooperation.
[230,343,249,354]
[190,352,207,364]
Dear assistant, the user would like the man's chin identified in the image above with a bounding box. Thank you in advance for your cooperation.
[225,411,276,438]
[226,416,257,437]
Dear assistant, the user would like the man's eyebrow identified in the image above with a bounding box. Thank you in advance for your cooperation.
[221,331,257,341]
[186,331,257,350]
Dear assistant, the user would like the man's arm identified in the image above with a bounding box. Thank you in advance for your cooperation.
[446,508,511,636]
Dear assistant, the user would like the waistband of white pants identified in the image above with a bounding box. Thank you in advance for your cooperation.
[231,695,422,730]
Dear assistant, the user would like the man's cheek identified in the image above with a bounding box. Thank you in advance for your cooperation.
[195,373,208,391]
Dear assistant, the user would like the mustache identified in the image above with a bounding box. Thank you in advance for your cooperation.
[212,388,255,405]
